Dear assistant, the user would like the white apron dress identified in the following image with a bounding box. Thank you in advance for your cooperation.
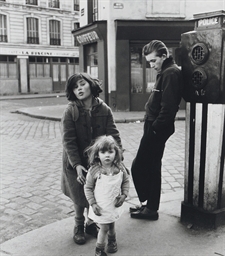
[88,170,124,224]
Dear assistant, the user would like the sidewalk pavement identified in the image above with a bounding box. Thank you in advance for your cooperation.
[1,191,224,256]
[1,93,224,256]
[2,92,185,122]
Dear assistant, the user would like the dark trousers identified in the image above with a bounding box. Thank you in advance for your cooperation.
[131,120,174,211]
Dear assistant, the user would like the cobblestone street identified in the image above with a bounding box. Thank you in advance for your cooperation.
[0,101,185,244]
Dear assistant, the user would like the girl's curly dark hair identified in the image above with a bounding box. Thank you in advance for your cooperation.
[65,73,103,101]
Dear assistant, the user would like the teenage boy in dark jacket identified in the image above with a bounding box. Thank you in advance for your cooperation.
[130,40,183,220]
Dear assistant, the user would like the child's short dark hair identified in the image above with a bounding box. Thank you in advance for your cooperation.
[65,72,103,101]
[85,135,122,167]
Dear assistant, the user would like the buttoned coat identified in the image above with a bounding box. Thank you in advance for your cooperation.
[61,97,122,207]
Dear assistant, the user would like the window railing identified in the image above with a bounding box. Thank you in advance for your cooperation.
[74,4,79,11]
[50,38,60,45]
[0,35,7,42]
[49,0,59,8]
[27,37,39,44]
[26,0,38,5]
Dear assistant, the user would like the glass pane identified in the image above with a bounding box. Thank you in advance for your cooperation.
[90,66,98,78]
[74,65,79,73]
[8,63,17,78]
[37,64,43,77]
[68,65,74,77]
[29,56,36,63]
[60,65,66,81]
[53,64,59,81]
[146,68,157,93]
[0,63,7,78]
[130,47,143,93]
[0,55,7,62]
[44,64,50,77]
[29,63,36,77]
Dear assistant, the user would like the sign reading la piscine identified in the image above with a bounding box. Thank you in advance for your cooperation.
[0,47,79,57]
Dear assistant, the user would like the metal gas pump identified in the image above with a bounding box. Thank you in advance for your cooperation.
[180,10,225,228]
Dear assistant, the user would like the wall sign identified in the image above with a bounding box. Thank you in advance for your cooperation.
[198,17,219,27]
[0,47,79,57]
[113,3,124,9]
[76,31,99,44]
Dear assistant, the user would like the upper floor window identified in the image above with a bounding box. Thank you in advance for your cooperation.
[0,14,7,42]
[49,20,60,45]
[74,0,79,11]
[26,0,38,5]
[93,0,98,22]
[48,0,59,8]
[27,17,39,44]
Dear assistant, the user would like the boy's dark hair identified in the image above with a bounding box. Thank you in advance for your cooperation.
[142,40,169,57]
[65,73,103,101]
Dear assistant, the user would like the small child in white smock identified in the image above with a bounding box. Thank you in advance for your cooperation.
[84,135,130,256]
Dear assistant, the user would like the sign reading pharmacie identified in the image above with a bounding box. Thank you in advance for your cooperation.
[0,47,79,57]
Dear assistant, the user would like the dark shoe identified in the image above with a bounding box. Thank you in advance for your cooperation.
[107,239,118,253]
[73,225,86,245]
[129,204,146,213]
[95,247,107,256]
[85,222,99,238]
[130,207,158,220]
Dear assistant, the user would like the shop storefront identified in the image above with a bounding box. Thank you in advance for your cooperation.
[73,19,194,111]
[73,21,107,102]
[0,47,79,94]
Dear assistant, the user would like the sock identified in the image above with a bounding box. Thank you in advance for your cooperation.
[96,242,105,251]
[75,216,85,226]
[108,234,116,241]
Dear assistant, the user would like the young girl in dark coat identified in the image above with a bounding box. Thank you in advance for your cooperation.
[61,73,122,245]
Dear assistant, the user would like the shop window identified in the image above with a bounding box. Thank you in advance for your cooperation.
[130,46,144,93]
[93,0,98,21]
[130,45,157,94]
[68,58,79,77]
[52,57,59,62]
[60,57,67,63]
[0,56,17,78]
[84,43,98,78]
[48,0,60,8]
[73,22,79,46]
[26,0,38,5]
[74,0,79,11]
[130,45,179,94]
[29,57,50,78]
[49,20,61,45]
[0,14,7,42]
[27,17,39,44]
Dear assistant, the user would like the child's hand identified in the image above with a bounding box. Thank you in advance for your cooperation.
[115,195,126,207]
[92,203,101,216]
[76,165,87,185]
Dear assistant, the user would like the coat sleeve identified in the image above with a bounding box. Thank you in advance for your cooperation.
[61,105,82,169]
[152,70,181,132]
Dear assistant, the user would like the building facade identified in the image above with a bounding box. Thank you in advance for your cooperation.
[0,0,80,94]
[72,0,224,111]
